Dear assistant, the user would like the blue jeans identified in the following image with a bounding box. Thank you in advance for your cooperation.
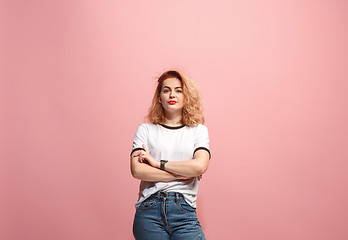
[133,192,206,240]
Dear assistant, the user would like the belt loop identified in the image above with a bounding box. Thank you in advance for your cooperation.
[175,193,180,202]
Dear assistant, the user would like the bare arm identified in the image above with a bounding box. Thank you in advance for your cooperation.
[130,150,189,182]
[136,145,210,178]
[163,150,210,177]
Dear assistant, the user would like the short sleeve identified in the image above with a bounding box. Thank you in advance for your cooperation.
[193,124,211,159]
[130,124,148,156]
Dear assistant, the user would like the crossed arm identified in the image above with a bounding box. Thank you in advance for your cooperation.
[130,145,210,182]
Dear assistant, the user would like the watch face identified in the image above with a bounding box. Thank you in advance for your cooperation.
[160,160,168,170]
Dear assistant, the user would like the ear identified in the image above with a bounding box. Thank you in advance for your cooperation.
[158,98,161,104]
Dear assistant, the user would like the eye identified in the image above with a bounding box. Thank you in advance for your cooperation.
[163,89,170,93]
[176,89,182,93]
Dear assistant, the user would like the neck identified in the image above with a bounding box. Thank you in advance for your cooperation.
[163,112,183,126]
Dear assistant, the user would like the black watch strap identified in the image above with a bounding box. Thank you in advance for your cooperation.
[160,160,168,170]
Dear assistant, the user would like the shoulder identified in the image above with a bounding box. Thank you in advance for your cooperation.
[197,124,208,130]
[194,124,209,138]
[184,124,209,136]
[133,123,155,139]
[184,123,208,130]
[191,124,209,132]
[135,123,158,132]
[185,123,207,129]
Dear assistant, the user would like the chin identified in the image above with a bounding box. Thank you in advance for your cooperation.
[165,107,183,112]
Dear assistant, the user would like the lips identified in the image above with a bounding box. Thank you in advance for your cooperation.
[168,101,176,105]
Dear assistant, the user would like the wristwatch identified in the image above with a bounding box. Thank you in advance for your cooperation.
[160,160,168,170]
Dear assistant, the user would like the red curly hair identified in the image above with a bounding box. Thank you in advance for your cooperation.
[146,70,204,127]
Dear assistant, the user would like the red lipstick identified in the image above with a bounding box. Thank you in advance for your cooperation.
[168,101,176,105]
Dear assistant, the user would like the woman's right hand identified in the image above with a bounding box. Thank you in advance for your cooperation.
[133,145,161,169]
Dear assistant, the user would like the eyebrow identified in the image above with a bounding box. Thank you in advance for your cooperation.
[163,86,183,89]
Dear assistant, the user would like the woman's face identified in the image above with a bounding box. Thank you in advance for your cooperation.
[159,77,185,114]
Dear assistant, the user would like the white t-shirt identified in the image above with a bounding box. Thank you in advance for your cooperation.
[131,123,211,208]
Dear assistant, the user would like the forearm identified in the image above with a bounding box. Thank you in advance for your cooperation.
[163,150,210,177]
[131,148,209,181]
[163,159,206,178]
[131,161,187,182]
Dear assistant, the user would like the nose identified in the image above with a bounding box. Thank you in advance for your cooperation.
[169,91,176,98]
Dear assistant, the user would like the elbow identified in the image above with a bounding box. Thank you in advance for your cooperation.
[192,158,209,176]
[132,171,141,180]
[193,163,207,176]
[131,169,137,179]
[130,157,143,180]
[131,166,141,180]
[191,154,209,177]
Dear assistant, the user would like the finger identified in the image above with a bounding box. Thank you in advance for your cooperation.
[142,144,148,153]
[133,153,140,157]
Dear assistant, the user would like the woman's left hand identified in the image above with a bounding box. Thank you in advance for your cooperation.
[134,145,160,169]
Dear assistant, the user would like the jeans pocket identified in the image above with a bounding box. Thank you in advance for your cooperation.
[177,198,196,213]
[137,197,157,210]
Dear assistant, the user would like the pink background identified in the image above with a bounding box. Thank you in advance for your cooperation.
[1,0,347,239]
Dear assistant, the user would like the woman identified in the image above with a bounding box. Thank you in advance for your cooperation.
[130,70,211,240]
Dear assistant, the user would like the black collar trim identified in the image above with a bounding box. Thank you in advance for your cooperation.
[160,124,186,130]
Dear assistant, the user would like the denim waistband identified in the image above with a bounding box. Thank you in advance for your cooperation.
[152,191,184,200]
